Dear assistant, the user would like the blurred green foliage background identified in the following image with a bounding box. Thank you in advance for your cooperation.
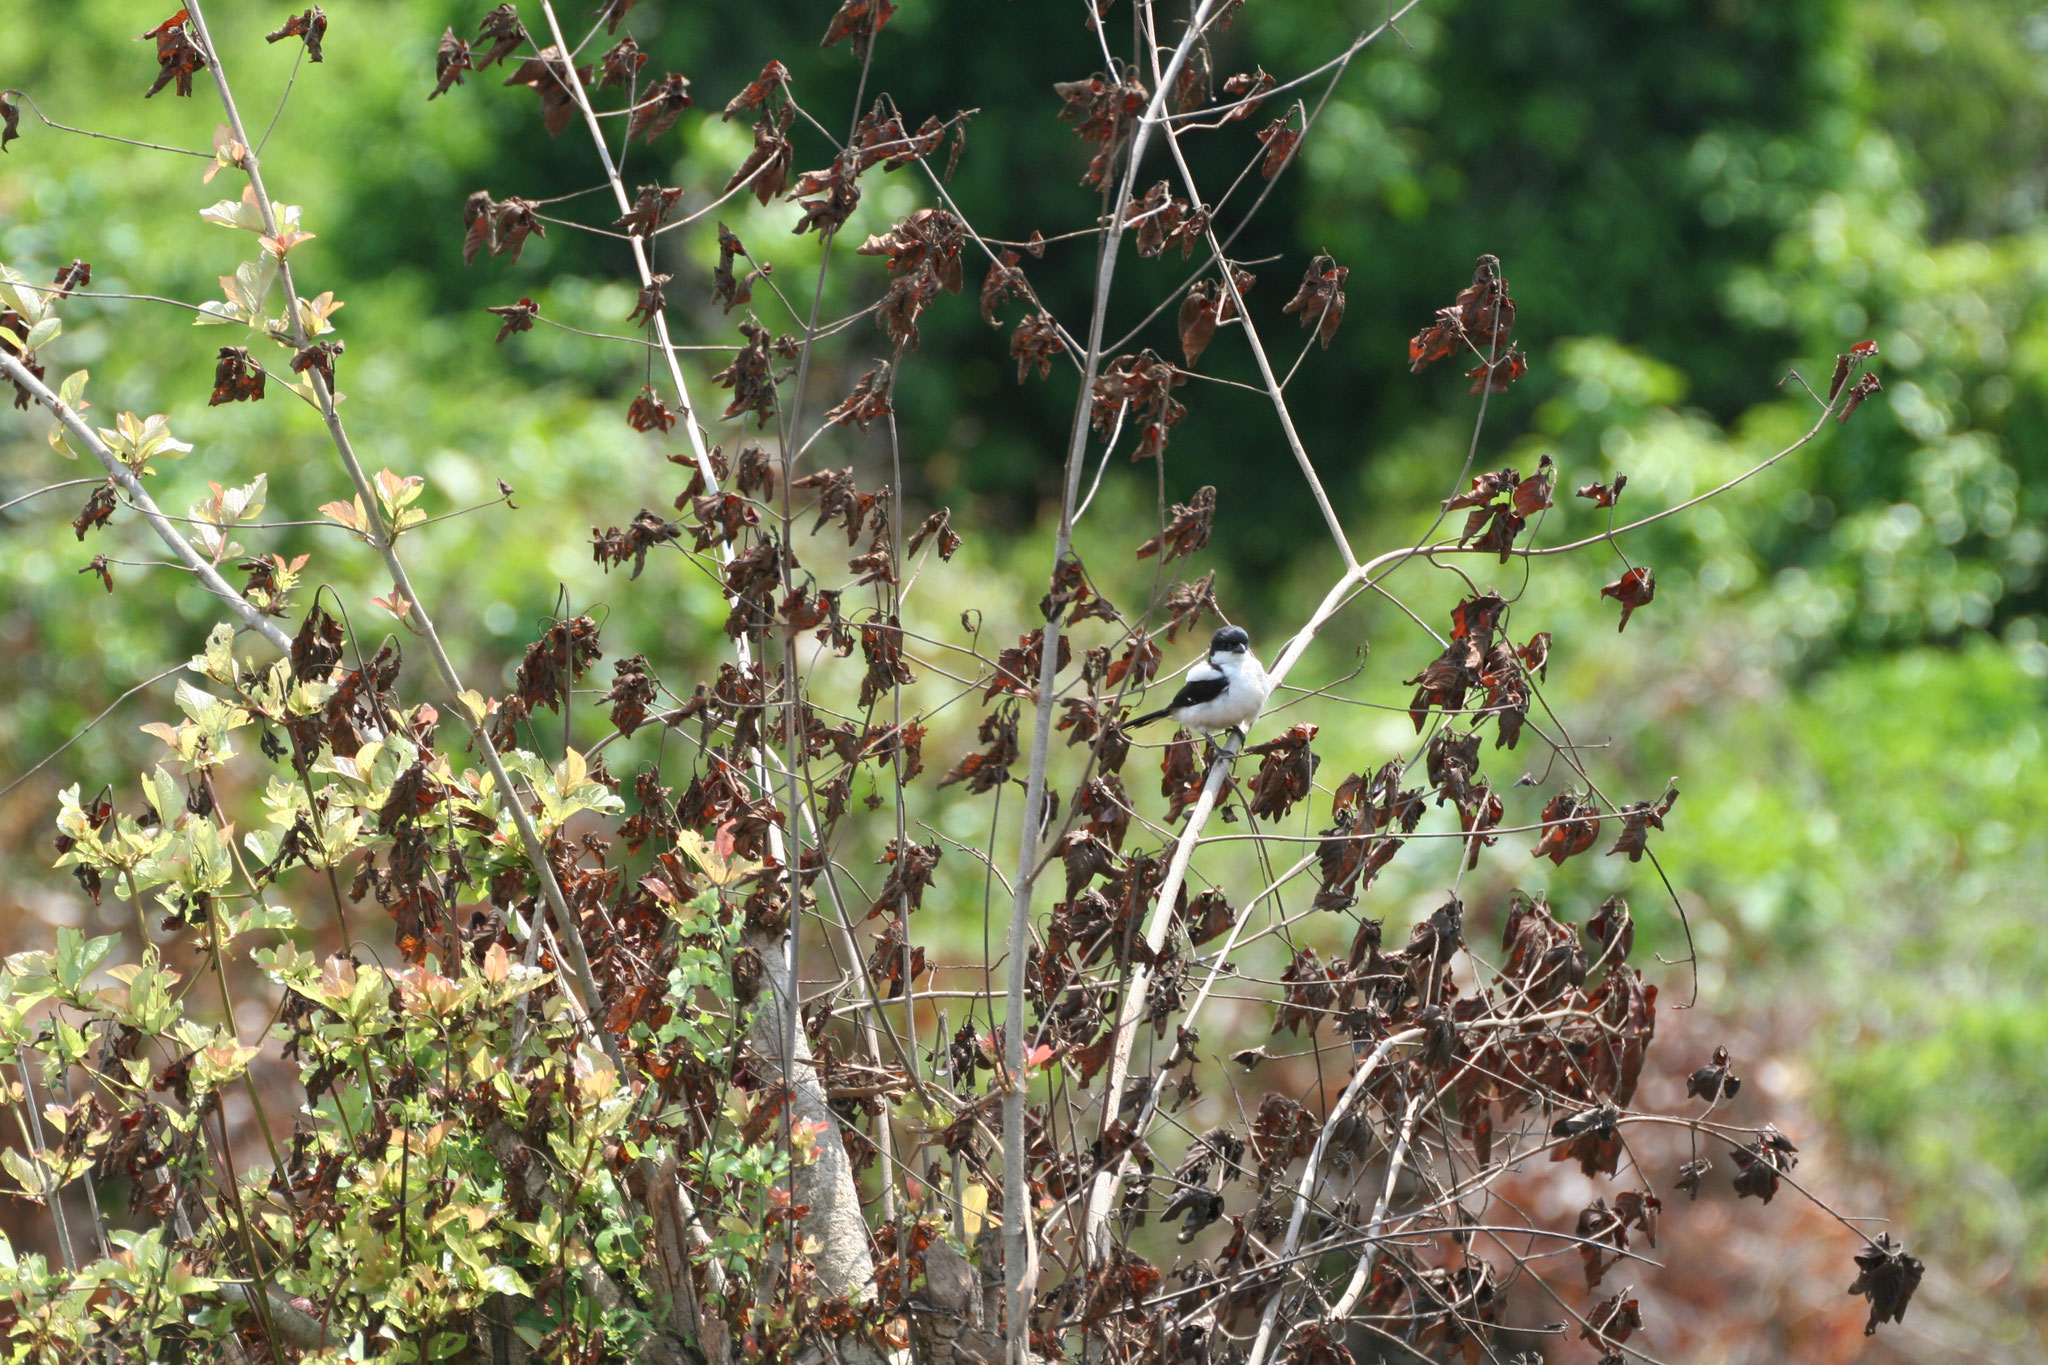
[3,0,2046,1348]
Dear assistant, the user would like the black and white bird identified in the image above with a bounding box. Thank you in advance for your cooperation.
[1129,625,1269,735]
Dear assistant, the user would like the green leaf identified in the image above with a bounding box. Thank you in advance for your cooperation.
[1,1147,45,1198]
[192,623,237,684]
[53,928,116,993]
[0,264,44,323]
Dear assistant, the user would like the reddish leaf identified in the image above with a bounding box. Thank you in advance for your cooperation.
[823,363,893,431]
[502,47,591,137]
[1255,115,1300,178]
[1731,1126,1799,1203]
[1177,280,1218,367]
[626,385,675,433]
[1577,473,1628,508]
[628,275,670,328]
[821,0,898,62]
[723,60,792,122]
[613,183,683,236]
[1838,371,1883,424]
[790,153,863,238]
[1279,253,1348,349]
[1011,312,1065,382]
[980,251,1028,327]
[1607,784,1678,862]
[712,322,777,427]
[266,8,327,62]
[1135,486,1215,562]
[1220,67,1273,121]
[597,37,647,91]
[1465,347,1528,395]
[473,5,525,69]
[492,197,545,263]
[626,73,692,145]
[208,347,266,405]
[1531,790,1600,866]
[1511,454,1555,518]
[143,12,208,100]
[1409,254,1516,373]
[591,510,680,579]
[460,191,495,267]
[1600,566,1656,632]
[1243,723,1320,821]
[72,484,116,541]
[906,508,960,561]
[726,116,793,205]
[487,298,539,343]
[430,28,474,99]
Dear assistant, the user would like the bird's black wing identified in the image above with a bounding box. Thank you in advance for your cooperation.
[1163,673,1229,711]
[1131,669,1230,727]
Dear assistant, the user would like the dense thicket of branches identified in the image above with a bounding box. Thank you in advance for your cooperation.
[0,3,1928,1364]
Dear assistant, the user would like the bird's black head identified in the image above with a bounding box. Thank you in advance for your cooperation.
[1210,625,1250,656]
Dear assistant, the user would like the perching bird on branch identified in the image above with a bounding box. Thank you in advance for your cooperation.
[1129,625,1269,735]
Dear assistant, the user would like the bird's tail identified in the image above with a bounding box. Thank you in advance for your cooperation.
[1128,707,1172,728]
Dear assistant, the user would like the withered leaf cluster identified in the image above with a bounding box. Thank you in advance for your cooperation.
[142,11,208,100]
[1731,1126,1800,1203]
[486,297,539,343]
[906,508,961,562]
[266,8,326,62]
[712,323,776,427]
[1279,253,1348,349]
[1847,1234,1924,1336]
[461,192,546,267]
[1011,312,1066,383]
[724,60,791,124]
[1054,70,1147,187]
[1243,723,1320,821]
[208,347,265,406]
[823,364,893,431]
[1600,565,1656,632]
[626,384,676,433]
[980,251,1030,327]
[591,509,681,580]
[72,483,116,542]
[1444,454,1554,562]
[626,73,692,145]
[503,46,591,137]
[858,207,965,349]
[1123,181,1206,260]
[1402,591,1536,749]
[1255,113,1301,178]
[1092,349,1188,461]
[1685,1044,1741,1104]
[727,114,794,207]
[937,708,1019,795]
[1578,472,1629,508]
[596,37,646,92]
[289,341,343,387]
[1176,268,1251,368]
[1410,254,1526,395]
[614,183,683,237]
[712,223,770,313]
[1830,338,1885,423]
[593,0,638,38]
[821,0,899,63]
